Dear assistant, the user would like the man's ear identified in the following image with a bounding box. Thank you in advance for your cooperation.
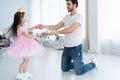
[74,3,77,8]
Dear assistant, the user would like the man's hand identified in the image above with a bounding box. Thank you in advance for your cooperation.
[47,30,58,35]
[34,24,40,29]
[39,24,45,29]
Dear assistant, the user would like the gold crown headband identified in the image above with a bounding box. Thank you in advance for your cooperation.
[18,7,24,12]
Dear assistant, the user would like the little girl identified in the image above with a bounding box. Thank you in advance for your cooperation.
[3,7,45,80]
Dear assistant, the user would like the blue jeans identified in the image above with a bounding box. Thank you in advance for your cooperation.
[61,44,96,75]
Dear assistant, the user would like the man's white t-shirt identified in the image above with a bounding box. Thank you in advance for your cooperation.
[62,13,84,47]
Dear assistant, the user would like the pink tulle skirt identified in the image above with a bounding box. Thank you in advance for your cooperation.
[3,36,45,59]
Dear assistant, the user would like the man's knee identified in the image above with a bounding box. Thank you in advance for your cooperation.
[61,66,70,72]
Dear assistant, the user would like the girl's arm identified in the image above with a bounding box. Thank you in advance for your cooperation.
[22,31,40,41]
[28,25,39,32]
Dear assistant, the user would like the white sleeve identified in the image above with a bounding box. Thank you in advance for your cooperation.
[74,15,83,24]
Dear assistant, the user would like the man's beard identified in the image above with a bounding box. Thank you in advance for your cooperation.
[67,7,74,12]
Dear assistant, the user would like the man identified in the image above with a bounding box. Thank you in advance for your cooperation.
[40,0,96,75]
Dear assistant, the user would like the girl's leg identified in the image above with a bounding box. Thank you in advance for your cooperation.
[23,57,33,78]
[18,57,29,73]
[23,57,29,73]
[16,57,30,80]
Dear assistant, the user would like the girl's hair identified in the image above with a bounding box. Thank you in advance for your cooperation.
[8,12,25,36]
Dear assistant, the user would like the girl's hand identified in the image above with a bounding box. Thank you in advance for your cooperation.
[35,36,41,41]
[34,24,40,29]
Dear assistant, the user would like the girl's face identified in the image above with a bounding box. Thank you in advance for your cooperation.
[21,14,27,24]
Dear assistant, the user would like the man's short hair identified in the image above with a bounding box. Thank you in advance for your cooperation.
[66,0,78,8]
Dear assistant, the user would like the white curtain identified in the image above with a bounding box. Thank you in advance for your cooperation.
[40,0,67,24]
[100,0,120,55]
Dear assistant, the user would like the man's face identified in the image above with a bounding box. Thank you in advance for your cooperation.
[66,1,74,12]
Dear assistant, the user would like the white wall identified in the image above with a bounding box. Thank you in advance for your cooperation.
[0,0,31,33]
[30,0,41,26]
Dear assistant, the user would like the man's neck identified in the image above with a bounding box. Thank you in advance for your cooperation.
[70,9,77,16]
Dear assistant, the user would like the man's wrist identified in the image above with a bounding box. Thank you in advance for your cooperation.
[57,30,60,34]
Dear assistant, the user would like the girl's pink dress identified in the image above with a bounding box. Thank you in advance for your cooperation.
[3,26,45,59]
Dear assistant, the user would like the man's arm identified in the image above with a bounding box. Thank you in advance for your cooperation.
[48,22,81,35]
[40,21,64,30]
